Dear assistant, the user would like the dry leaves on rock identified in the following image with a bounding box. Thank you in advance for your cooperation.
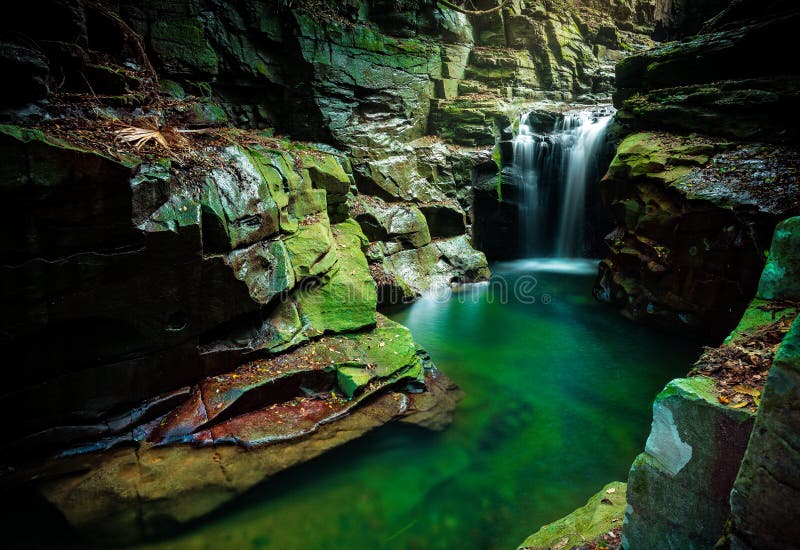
[572,526,623,550]
[690,310,797,411]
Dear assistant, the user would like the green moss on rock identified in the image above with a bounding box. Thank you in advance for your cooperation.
[757,217,800,301]
[150,18,218,76]
[518,481,627,550]
[295,218,376,336]
[284,215,338,280]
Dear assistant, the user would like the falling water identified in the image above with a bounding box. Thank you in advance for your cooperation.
[512,107,615,257]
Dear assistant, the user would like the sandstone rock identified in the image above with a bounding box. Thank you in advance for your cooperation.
[614,8,800,142]
[354,196,432,249]
[623,378,755,549]
[419,202,467,238]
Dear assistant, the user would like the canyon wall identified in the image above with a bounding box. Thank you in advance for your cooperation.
[0,0,653,542]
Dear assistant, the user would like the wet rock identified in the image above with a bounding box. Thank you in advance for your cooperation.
[419,203,467,238]
[614,7,800,142]
[354,196,431,249]
[594,132,800,337]
[149,16,219,76]
[25,324,459,544]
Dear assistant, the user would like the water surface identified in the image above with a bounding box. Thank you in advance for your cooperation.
[132,259,701,549]
[4,260,702,549]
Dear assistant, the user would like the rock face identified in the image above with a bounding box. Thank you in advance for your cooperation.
[622,215,800,549]
[652,0,730,39]
[0,0,487,541]
[729,216,800,550]
[623,377,755,549]
[615,1,800,143]
[595,0,800,337]
[594,131,800,337]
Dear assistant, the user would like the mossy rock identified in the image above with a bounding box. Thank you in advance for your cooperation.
[757,217,800,301]
[225,239,295,305]
[300,152,351,195]
[624,377,755,549]
[150,18,218,76]
[284,215,338,280]
[335,318,423,397]
[295,218,376,337]
[725,298,799,345]
[518,481,626,550]
[731,316,800,548]
[201,146,281,249]
[608,132,709,184]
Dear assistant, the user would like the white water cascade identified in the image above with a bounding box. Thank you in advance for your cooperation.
[512,107,615,257]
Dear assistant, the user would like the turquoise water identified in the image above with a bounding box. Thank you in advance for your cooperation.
[6,260,702,549]
[131,259,701,549]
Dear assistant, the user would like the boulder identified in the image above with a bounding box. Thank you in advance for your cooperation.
[757,217,800,301]
[730,316,800,549]
[518,481,627,550]
[623,378,755,549]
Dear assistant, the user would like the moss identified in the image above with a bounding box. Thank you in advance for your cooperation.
[492,143,503,201]
[518,481,627,550]
[190,101,228,125]
[0,124,139,168]
[148,192,201,232]
[295,218,377,336]
[299,152,351,195]
[284,216,338,280]
[656,377,717,404]
[725,298,798,344]
[335,319,424,398]
[757,217,800,301]
[150,18,218,75]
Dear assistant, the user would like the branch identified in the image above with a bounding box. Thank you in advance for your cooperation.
[437,0,514,16]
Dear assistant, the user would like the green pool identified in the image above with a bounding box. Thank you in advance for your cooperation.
[8,260,703,549]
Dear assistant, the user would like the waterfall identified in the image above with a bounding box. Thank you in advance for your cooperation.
[512,107,615,258]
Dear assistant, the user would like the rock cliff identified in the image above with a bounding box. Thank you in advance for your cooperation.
[594,0,800,338]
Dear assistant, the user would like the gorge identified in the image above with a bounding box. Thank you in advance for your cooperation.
[0,1,798,549]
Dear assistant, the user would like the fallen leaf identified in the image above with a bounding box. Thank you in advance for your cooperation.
[733,384,761,397]
[729,401,749,409]
[718,395,730,404]
[115,126,170,151]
